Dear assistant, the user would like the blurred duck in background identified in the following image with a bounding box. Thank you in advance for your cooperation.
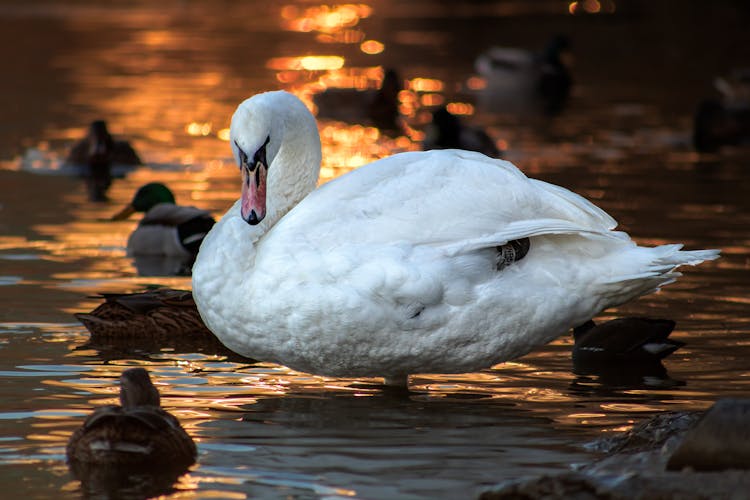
[572,317,683,364]
[693,68,750,152]
[66,368,196,496]
[66,120,142,201]
[474,35,572,116]
[422,106,502,158]
[112,182,215,259]
[313,68,404,135]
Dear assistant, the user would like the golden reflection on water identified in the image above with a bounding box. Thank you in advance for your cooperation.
[280,3,372,34]
[0,1,749,497]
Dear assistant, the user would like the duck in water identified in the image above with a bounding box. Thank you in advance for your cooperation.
[66,368,196,469]
[112,183,215,274]
[66,120,142,200]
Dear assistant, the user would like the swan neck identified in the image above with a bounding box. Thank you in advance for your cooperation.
[264,108,321,226]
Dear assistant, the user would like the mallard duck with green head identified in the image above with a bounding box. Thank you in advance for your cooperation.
[112,182,215,258]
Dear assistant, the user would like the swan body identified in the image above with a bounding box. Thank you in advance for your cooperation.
[193,90,718,385]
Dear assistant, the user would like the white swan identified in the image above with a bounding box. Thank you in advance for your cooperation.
[192,90,719,387]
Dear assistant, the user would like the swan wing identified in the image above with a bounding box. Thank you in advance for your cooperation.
[269,149,617,252]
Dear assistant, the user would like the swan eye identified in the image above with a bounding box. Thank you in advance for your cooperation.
[235,142,249,169]
[253,135,271,169]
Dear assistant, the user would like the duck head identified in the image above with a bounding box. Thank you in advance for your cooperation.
[229,91,322,226]
[119,367,161,409]
[111,182,176,220]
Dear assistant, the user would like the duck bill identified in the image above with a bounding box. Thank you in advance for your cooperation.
[241,162,267,225]
[111,204,136,221]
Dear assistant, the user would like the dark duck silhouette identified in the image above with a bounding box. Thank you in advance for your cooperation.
[313,69,404,134]
[693,69,750,152]
[66,368,196,469]
[422,106,502,158]
[570,317,685,391]
[66,120,142,201]
[366,68,403,134]
[572,317,684,364]
[475,35,572,116]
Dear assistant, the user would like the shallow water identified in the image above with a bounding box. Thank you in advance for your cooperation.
[0,1,749,498]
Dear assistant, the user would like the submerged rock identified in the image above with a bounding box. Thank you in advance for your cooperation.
[667,398,750,472]
[478,473,613,500]
[589,410,701,455]
[480,398,750,500]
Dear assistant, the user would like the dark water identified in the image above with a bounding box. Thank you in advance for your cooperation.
[0,1,749,498]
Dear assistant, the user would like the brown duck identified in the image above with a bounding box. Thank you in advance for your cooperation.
[76,288,214,340]
[66,367,196,468]
[75,288,252,360]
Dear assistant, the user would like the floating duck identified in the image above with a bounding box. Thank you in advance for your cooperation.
[76,288,215,340]
[572,317,684,364]
[191,90,718,388]
[313,69,404,134]
[112,182,215,260]
[66,367,196,469]
[65,120,142,200]
[74,288,251,360]
[474,35,572,116]
[693,69,750,152]
[422,106,502,158]
[571,317,685,391]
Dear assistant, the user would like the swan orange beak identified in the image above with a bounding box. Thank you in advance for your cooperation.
[241,160,267,225]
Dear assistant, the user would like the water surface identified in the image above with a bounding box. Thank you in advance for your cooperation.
[0,1,748,498]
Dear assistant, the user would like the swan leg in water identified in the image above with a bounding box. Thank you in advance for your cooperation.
[384,374,409,387]
[192,91,720,389]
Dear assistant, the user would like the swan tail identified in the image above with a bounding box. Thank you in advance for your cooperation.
[598,244,720,306]
[602,244,720,283]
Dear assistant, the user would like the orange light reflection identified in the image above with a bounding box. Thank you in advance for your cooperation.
[280,4,373,34]
[266,55,345,71]
[568,0,616,14]
[446,102,475,115]
[360,39,385,55]
[317,29,365,44]
[409,77,444,92]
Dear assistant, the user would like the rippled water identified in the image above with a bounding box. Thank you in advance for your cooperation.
[0,1,749,498]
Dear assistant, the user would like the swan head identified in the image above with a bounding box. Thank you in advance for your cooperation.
[230,91,322,226]
[235,134,271,224]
